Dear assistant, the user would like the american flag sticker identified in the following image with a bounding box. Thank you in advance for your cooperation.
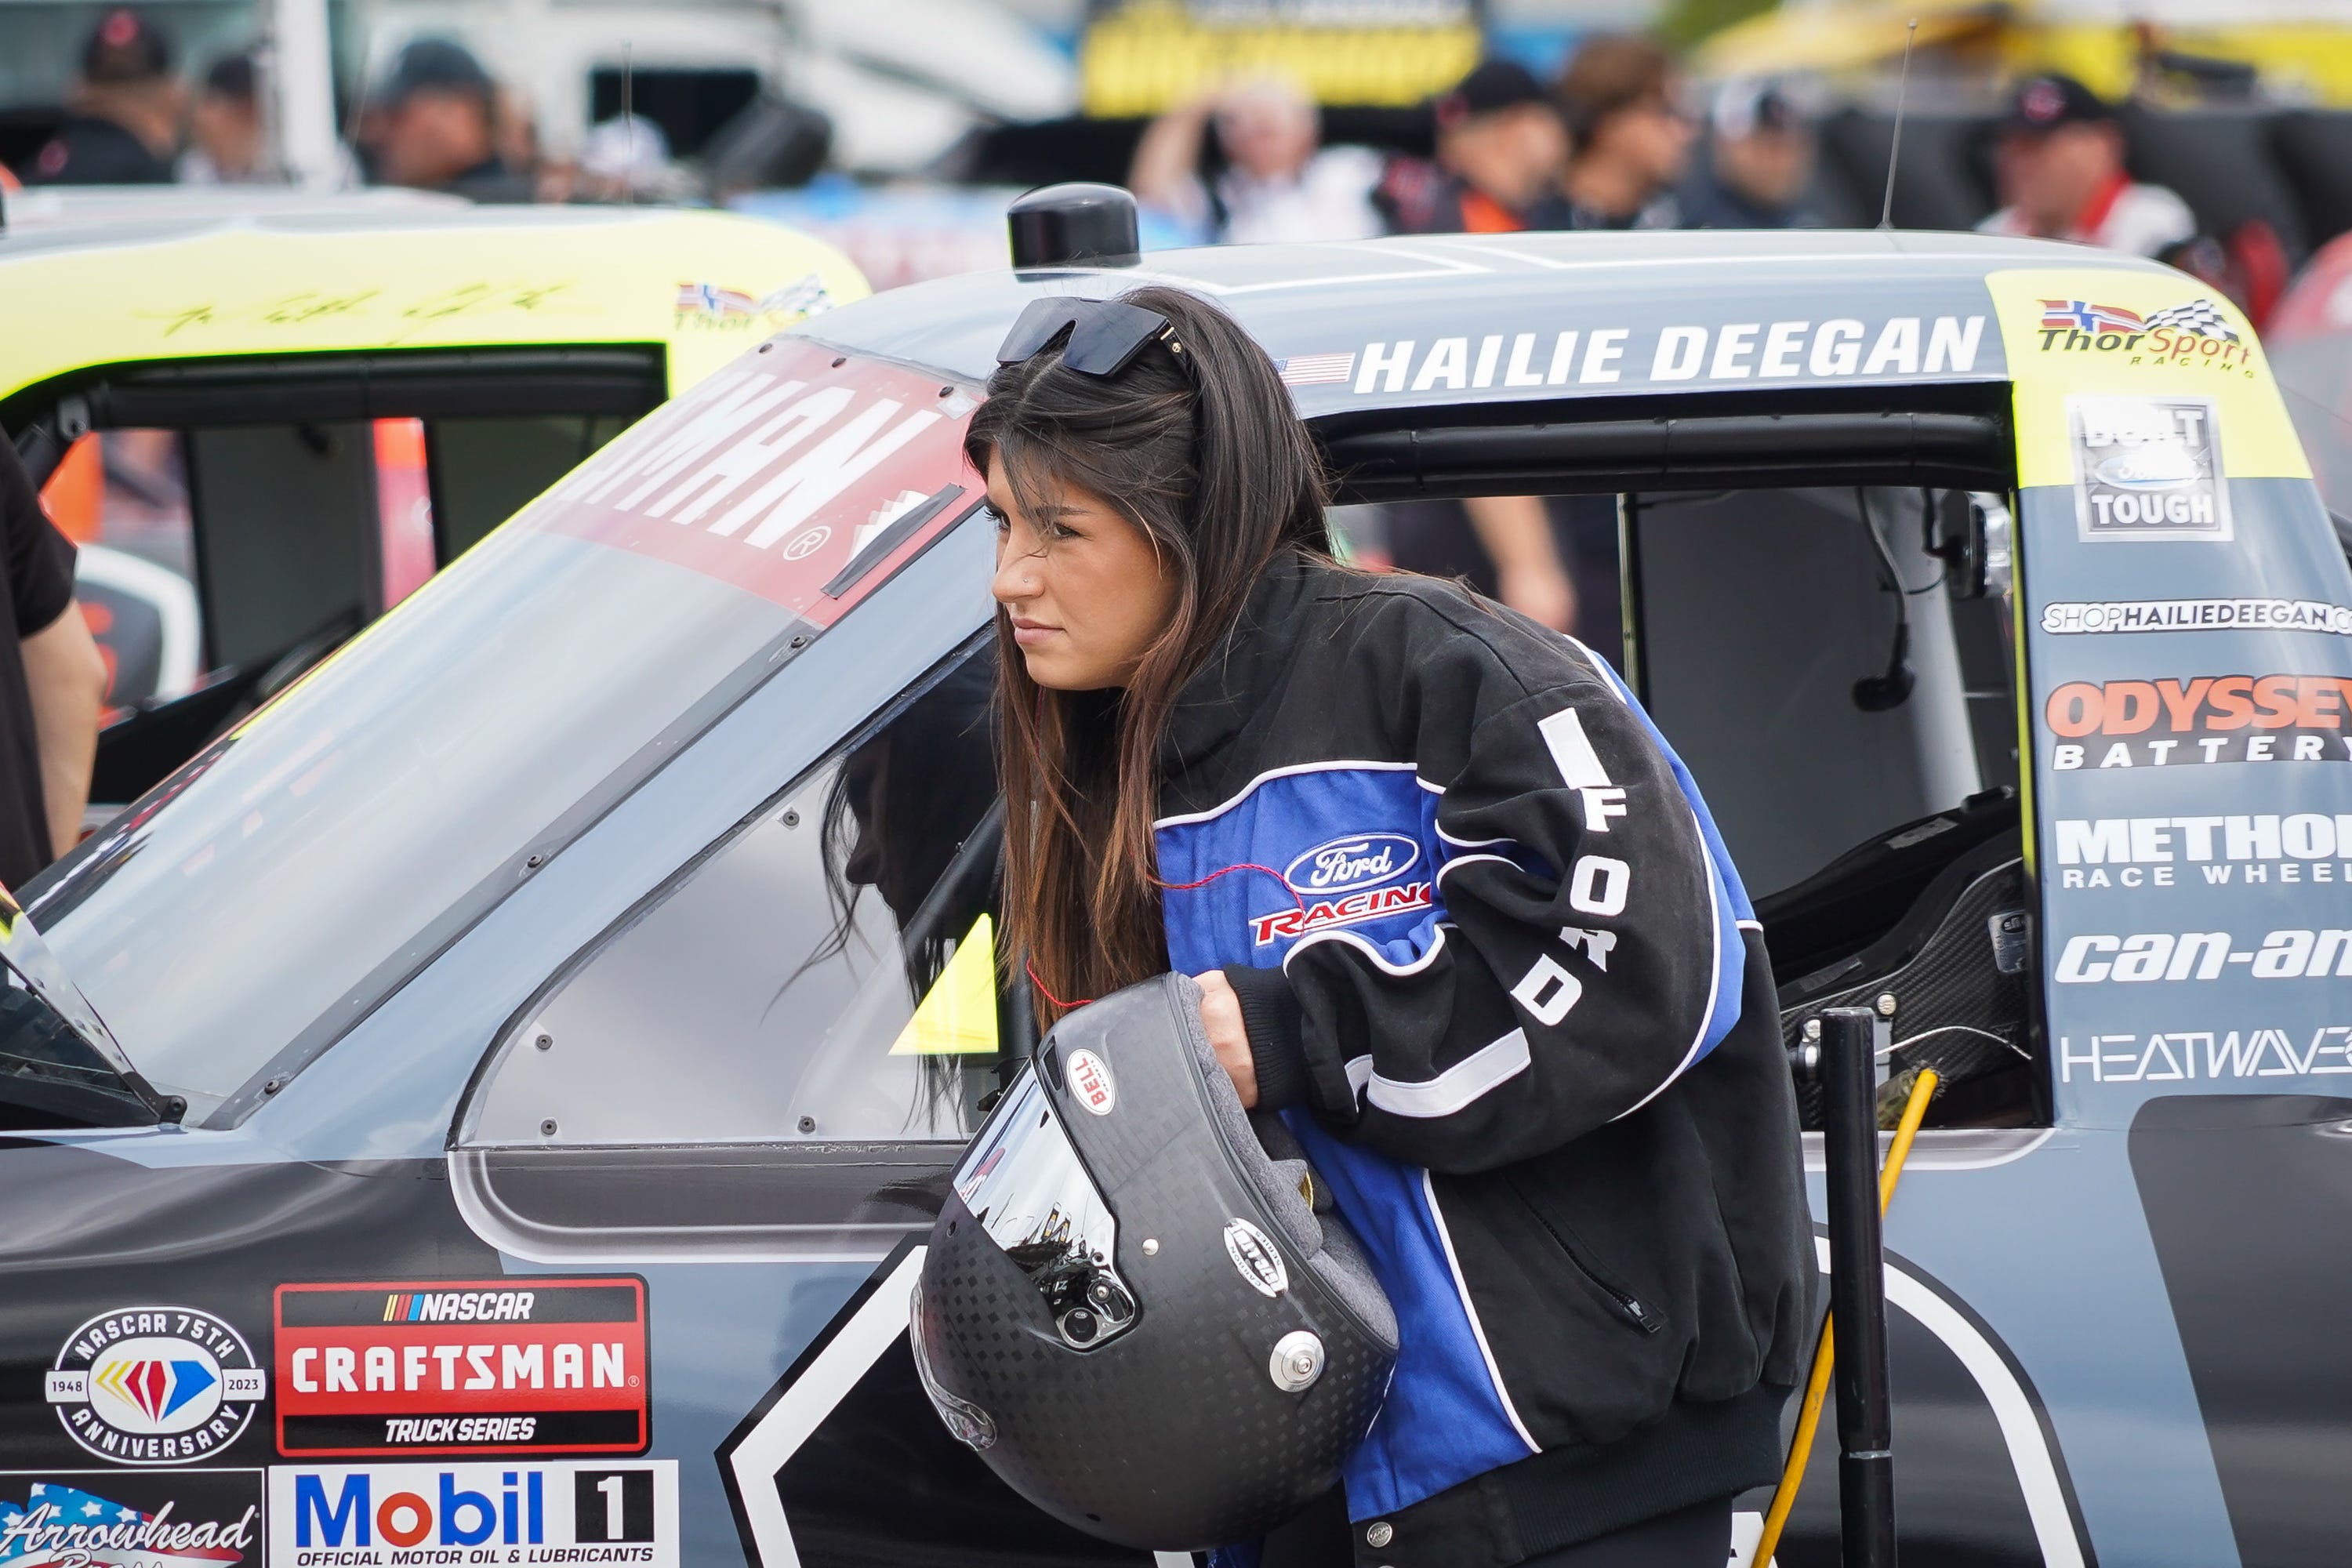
[1278,352,1357,387]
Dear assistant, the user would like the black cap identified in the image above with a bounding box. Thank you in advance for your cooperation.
[1434,59,1548,129]
[201,52,256,102]
[375,38,493,108]
[1712,81,1804,139]
[82,9,173,85]
[2002,73,2113,135]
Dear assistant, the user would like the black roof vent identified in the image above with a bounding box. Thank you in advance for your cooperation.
[1007,183,1139,270]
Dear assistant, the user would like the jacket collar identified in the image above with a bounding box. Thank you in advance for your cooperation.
[1160,549,1319,772]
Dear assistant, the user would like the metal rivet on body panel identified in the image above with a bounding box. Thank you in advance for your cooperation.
[1142,1238,1159,1255]
[1365,1523,1393,1548]
[1875,992,1898,1018]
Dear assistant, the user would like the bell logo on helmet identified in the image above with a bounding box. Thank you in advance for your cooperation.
[1223,1219,1288,1298]
[1066,1049,1116,1116]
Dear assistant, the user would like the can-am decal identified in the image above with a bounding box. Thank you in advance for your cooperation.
[268,1461,679,1566]
[2053,929,2352,983]
[2070,396,2229,543]
[2044,674,2352,769]
[1345,314,1985,395]
[0,1468,262,1566]
[45,1307,267,1466]
[2042,598,2352,637]
[1223,1218,1288,1298]
[274,1279,648,1458]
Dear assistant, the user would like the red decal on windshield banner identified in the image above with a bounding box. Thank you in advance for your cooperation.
[525,343,979,626]
[274,1278,648,1457]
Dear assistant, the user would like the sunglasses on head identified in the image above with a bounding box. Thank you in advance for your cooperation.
[997,296,1185,378]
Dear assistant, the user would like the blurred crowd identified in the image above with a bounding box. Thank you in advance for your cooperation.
[0,7,688,203]
[1120,41,2216,635]
[1128,38,2208,263]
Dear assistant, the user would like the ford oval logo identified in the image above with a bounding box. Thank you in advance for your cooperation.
[1283,833,1420,895]
[2095,446,2199,490]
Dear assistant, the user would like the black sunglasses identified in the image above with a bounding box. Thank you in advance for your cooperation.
[996,296,1184,377]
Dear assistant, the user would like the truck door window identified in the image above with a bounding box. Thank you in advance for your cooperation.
[459,641,1005,1150]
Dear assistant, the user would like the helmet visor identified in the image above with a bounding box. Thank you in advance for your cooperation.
[949,1062,1137,1348]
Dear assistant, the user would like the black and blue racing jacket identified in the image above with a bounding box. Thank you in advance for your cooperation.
[1156,553,1812,1560]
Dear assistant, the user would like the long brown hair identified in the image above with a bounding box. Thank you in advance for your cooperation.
[965,285,1329,1020]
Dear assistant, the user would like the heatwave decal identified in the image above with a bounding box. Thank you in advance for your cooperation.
[2034,297,2256,379]
[0,1470,263,1567]
[1345,314,1986,396]
[2069,396,2228,543]
[2061,1025,2352,1084]
[269,1461,678,1568]
[2042,674,2352,769]
[274,1281,648,1459]
[45,1308,268,1466]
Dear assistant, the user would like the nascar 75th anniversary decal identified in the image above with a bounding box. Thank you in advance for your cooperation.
[45,1307,268,1465]
[274,1280,648,1458]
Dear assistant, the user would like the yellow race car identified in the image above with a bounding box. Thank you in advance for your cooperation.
[0,195,866,811]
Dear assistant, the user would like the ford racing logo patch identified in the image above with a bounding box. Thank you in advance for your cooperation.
[1283,833,1420,895]
[45,1306,267,1465]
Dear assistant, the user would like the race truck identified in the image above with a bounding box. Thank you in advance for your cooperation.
[0,197,866,818]
[1,210,2347,1568]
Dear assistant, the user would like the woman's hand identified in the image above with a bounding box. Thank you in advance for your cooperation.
[1192,970,1258,1109]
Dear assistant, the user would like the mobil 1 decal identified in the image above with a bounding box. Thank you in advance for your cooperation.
[1,1468,262,1566]
[269,1460,680,1568]
[274,1279,648,1458]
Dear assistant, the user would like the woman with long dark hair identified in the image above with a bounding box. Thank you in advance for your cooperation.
[971,285,1811,1568]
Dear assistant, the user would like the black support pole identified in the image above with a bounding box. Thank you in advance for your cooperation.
[1821,1004,1896,1568]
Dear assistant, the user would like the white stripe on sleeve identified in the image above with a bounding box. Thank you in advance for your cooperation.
[1367,1028,1532,1119]
[1537,706,1611,789]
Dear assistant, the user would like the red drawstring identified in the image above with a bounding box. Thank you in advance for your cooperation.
[1026,956,1091,1013]
[1025,863,1302,1014]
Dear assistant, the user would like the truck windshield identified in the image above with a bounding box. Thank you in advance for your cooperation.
[28,341,979,1125]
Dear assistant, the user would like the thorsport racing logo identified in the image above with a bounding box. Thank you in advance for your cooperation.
[44,1306,267,1465]
[2036,297,2256,378]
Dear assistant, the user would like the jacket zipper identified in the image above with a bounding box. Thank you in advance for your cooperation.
[1509,1178,1666,1335]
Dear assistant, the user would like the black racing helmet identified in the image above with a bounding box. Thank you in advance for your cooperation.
[912,973,1399,1550]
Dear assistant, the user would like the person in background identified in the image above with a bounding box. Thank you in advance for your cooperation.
[1976,73,2193,256]
[0,443,108,889]
[1530,34,1693,232]
[362,38,529,200]
[1377,59,1567,236]
[23,9,182,186]
[1679,81,1817,230]
[178,53,263,183]
[1128,75,1385,245]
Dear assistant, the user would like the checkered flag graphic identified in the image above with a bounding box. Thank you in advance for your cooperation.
[2143,299,2239,342]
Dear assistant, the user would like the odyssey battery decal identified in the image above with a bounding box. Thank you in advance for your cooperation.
[274,1279,648,1458]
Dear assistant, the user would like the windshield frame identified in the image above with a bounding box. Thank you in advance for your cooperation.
[24,341,986,1130]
